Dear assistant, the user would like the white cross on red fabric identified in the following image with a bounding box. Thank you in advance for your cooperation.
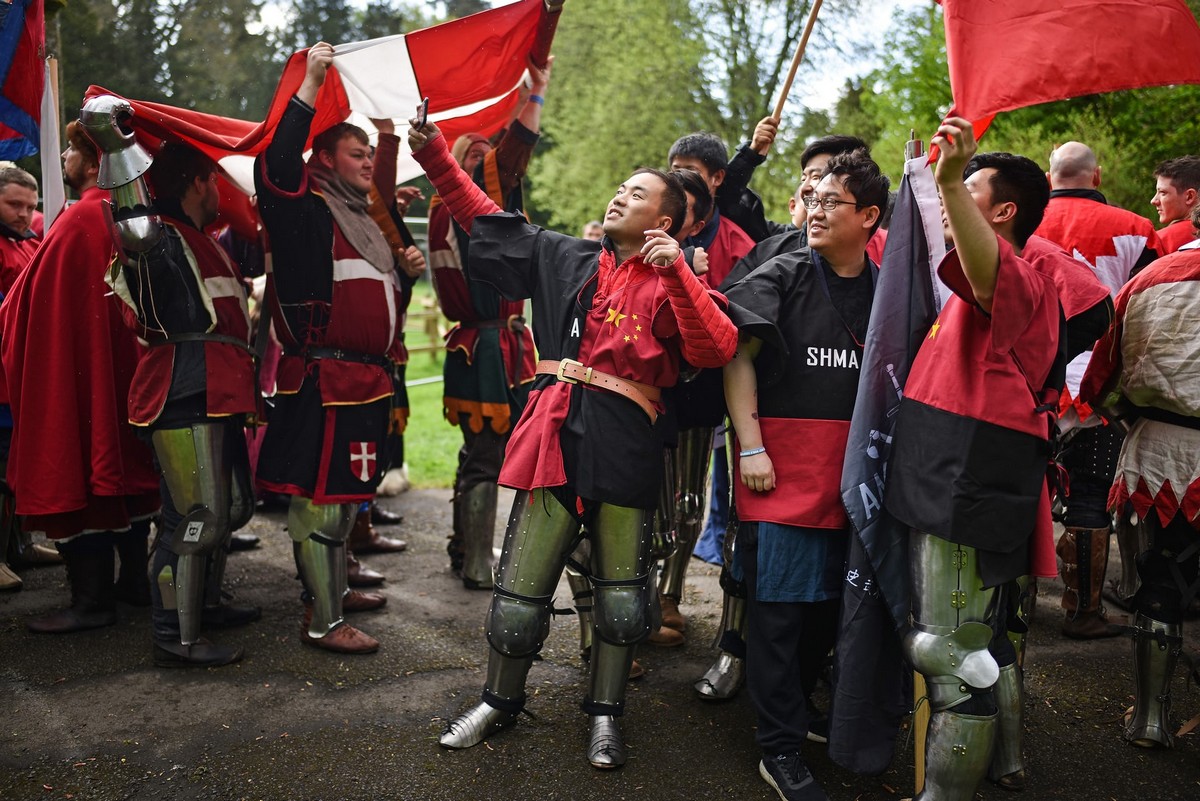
[350,442,377,482]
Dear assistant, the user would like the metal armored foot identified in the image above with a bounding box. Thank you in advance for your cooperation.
[439,701,518,749]
[694,651,745,701]
[586,715,627,769]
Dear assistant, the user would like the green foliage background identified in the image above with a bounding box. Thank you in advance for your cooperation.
[39,0,1200,223]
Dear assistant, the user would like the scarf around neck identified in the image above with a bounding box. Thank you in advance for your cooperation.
[307,159,394,274]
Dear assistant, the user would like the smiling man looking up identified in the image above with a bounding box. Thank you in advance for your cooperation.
[408,113,737,769]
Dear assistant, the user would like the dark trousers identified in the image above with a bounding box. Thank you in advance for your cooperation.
[455,417,508,493]
[743,524,840,754]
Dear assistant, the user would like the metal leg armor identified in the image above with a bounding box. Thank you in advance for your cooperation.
[906,531,1000,801]
[585,502,651,769]
[1124,613,1182,748]
[440,489,580,750]
[151,423,236,646]
[1006,575,1036,670]
[1109,510,1148,609]
[659,426,714,600]
[567,539,594,661]
[288,498,354,638]
[649,446,678,561]
[988,662,1026,790]
[458,482,499,590]
[917,709,997,801]
[695,592,748,700]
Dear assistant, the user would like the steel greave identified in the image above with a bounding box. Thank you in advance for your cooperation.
[1124,613,1182,748]
[917,710,997,801]
[459,482,499,588]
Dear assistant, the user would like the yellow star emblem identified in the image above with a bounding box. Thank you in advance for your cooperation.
[633,334,639,341]
[624,335,631,342]
[927,321,940,340]
[605,308,627,327]
[635,324,642,332]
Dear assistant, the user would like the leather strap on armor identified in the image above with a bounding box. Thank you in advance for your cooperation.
[536,358,660,423]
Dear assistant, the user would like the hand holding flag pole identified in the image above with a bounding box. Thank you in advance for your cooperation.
[771,0,824,121]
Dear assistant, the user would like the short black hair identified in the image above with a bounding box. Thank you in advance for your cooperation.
[149,141,217,201]
[672,168,712,228]
[963,151,1050,247]
[801,135,870,169]
[1154,155,1200,193]
[823,148,890,237]
[311,121,369,160]
[631,167,687,237]
[668,132,728,174]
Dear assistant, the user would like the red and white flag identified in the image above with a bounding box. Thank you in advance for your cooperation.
[83,0,552,200]
[938,0,1200,140]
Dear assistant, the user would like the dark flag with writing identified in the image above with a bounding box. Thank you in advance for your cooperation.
[829,155,946,774]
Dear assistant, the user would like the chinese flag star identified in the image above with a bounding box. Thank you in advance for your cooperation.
[604,308,627,327]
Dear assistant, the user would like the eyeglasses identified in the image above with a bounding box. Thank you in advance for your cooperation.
[802,196,861,212]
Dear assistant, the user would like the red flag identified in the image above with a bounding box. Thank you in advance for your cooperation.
[83,0,554,196]
[0,0,44,160]
[939,0,1200,133]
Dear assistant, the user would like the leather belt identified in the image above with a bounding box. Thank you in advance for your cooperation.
[286,346,391,368]
[151,332,255,358]
[461,314,526,333]
[535,358,660,423]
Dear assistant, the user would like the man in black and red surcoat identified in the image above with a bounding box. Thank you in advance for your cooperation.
[408,113,738,768]
[79,116,263,667]
[254,43,419,654]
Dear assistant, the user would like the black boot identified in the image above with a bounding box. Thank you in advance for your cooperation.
[27,533,117,634]
[113,521,151,606]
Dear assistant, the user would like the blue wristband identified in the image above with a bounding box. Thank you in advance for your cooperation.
[739,447,766,458]
[529,94,544,106]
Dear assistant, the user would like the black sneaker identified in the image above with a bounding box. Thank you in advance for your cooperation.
[758,752,829,801]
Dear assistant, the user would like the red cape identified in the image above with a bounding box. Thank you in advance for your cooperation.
[0,187,159,517]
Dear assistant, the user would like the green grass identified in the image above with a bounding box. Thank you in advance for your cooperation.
[402,280,460,489]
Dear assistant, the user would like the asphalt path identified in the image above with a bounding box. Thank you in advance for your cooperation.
[1,489,1198,800]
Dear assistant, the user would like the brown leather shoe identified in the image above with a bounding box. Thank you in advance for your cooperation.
[647,625,685,647]
[628,659,645,681]
[347,510,407,554]
[1063,609,1124,640]
[16,542,64,566]
[300,622,379,654]
[343,589,387,612]
[660,593,686,631]
[347,549,385,587]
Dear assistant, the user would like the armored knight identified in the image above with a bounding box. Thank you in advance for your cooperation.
[81,96,260,666]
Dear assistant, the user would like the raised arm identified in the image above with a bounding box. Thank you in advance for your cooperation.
[934,117,999,311]
[262,44,333,194]
[409,120,502,234]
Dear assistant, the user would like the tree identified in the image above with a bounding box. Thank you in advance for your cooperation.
[525,0,710,233]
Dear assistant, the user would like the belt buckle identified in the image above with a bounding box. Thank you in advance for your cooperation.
[556,358,592,385]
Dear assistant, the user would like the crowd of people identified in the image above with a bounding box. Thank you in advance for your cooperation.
[1,37,1199,801]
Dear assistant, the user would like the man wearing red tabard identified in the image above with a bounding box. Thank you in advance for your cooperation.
[1150,155,1200,254]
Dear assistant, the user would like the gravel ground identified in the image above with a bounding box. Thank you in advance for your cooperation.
[1,488,1198,801]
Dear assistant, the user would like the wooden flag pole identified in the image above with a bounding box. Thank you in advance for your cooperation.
[771,0,825,121]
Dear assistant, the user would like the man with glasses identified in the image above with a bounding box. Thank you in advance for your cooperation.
[722,149,889,801]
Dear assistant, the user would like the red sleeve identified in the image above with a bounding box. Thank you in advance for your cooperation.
[652,253,737,368]
[412,133,501,234]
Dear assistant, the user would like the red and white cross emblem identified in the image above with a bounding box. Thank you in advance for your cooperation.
[349,442,377,482]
